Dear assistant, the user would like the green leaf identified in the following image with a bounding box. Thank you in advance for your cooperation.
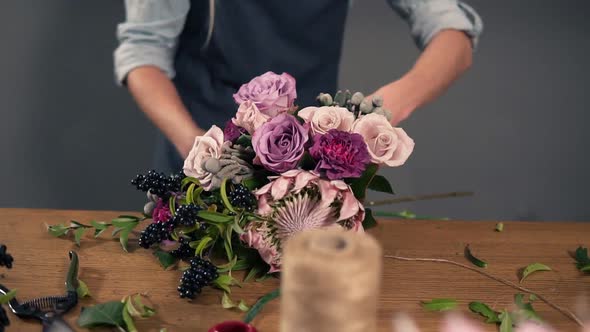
[235,134,252,147]
[499,310,514,332]
[574,246,590,272]
[122,305,137,332]
[217,256,238,273]
[243,289,280,323]
[465,245,488,268]
[220,178,237,213]
[186,183,196,205]
[421,298,457,311]
[224,224,234,259]
[191,236,213,256]
[48,224,70,237]
[244,266,262,283]
[169,195,177,216]
[125,294,156,318]
[74,227,86,247]
[495,222,504,232]
[0,289,17,304]
[198,210,234,223]
[348,164,378,201]
[70,220,89,228]
[119,228,132,252]
[242,175,269,191]
[181,176,200,190]
[154,249,178,270]
[77,301,125,328]
[213,274,240,294]
[77,279,91,298]
[237,300,250,312]
[529,294,538,302]
[367,174,394,194]
[514,293,543,322]
[222,292,235,309]
[111,219,138,229]
[469,301,500,324]
[362,208,378,229]
[91,221,109,238]
[520,263,552,283]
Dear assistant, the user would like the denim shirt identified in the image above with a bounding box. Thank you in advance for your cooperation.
[114,0,483,84]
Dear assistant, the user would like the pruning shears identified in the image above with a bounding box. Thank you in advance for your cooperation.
[0,251,79,332]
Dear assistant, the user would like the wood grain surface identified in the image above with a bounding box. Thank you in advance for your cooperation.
[0,208,588,331]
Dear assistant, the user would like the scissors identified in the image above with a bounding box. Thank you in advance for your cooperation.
[0,251,79,332]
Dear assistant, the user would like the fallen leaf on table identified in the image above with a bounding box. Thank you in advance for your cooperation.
[421,298,458,312]
[520,263,552,283]
[465,245,488,268]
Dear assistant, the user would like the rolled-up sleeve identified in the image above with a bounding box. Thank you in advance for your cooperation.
[114,0,190,85]
[387,0,483,50]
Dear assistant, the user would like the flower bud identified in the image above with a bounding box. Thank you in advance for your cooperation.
[317,93,333,106]
[350,92,364,105]
[334,91,346,107]
[143,201,156,216]
[372,95,383,107]
[360,99,374,114]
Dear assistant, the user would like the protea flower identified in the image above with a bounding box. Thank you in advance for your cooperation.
[240,170,364,272]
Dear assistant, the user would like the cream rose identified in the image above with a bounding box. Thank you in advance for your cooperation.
[352,113,415,166]
[183,126,227,190]
[297,106,355,135]
[232,101,270,135]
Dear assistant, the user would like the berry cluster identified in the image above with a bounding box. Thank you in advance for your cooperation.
[171,204,201,227]
[170,237,194,260]
[138,223,171,249]
[228,184,257,212]
[177,257,218,299]
[131,170,185,199]
[0,245,13,269]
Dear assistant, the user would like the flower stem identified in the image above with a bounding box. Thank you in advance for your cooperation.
[384,255,583,327]
[367,191,474,206]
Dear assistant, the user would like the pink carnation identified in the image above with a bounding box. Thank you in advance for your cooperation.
[240,170,364,272]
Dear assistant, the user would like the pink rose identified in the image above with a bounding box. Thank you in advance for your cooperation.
[182,126,227,190]
[297,106,355,135]
[233,71,297,117]
[232,101,270,135]
[352,113,415,166]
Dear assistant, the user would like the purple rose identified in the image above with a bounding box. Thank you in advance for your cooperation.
[252,114,309,173]
[223,120,247,142]
[233,71,297,117]
[309,129,371,180]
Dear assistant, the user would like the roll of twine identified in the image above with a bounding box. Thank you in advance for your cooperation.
[280,229,382,332]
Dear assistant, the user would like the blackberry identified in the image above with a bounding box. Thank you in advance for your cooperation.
[171,204,201,227]
[138,223,171,249]
[228,184,257,212]
[177,257,218,299]
[131,170,186,199]
[0,245,13,269]
[0,305,9,332]
[170,238,194,260]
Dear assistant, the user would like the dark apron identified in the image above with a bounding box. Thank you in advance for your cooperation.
[154,0,349,173]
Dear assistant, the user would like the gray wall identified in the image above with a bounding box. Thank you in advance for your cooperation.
[1,1,589,221]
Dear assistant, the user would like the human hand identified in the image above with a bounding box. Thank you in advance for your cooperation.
[177,126,207,159]
[367,77,420,126]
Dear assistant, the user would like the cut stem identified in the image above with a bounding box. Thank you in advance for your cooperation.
[368,191,474,206]
[384,255,583,327]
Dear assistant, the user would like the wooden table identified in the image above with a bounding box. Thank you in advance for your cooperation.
[0,208,588,331]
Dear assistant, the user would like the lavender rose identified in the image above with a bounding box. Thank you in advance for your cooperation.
[233,71,297,117]
[252,114,309,173]
[309,129,371,180]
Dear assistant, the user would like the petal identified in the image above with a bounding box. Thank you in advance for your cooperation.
[339,190,360,221]
[271,176,292,200]
[293,171,319,191]
[318,180,339,206]
[297,106,317,122]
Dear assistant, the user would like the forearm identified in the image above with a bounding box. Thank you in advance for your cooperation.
[127,66,203,157]
[405,29,473,109]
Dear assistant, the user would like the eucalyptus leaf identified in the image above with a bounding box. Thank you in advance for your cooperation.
[77,279,91,298]
[495,222,504,232]
[0,289,16,304]
[74,227,86,247]
[520,263,551,282]
[367,175,394,194]
[48,224,69,237]
[469,301,500,323]
[77,301,125,329]
[154,249,178,270]
[421,298,457,311]
[243,288,280,324]
[362,208,377,229]
[465,245,488,268]
[499,310,514,332]
[198,210,234,223]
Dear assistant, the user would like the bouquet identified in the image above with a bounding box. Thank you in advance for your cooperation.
[130,71,415,299]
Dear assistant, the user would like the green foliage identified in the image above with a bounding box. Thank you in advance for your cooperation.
[464,245,488,268]
[367,175,394,194]
[499,310,513,332]
[362,208,377,229]
[469,302,500,323]
[520,263,552,283]
[221,292,250,312]
[77,279,91,298]
[0,289,17,304]
[574,246,590,273]
[47,215,142,251]
[514,293,543,322]
[421,298,457,311]
[153,249,178,270]
[243,288,280,324]
[77,301,125,329]
[348,164,378,201]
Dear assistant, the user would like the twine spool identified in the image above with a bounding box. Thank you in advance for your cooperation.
[280,228,382,332]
